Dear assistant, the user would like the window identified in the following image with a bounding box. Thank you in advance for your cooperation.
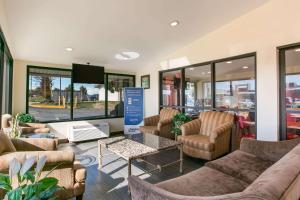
[184,65,211,114]
[27,67,72,122]
[73,83,105,119]
[159,53,257,137]
[279,44,300,140]
[26,66,135,122]
[160,70,183,108]
[215,56,256,138]
[107,74,135,117]
[0,28,13,125]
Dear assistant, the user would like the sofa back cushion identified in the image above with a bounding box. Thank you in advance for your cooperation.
[199,111,234,136]
[244,143,300,199]
[0,132,16,154]
[159,108,179,121]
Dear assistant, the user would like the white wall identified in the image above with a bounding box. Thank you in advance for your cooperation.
[12,59,134,134]
[0,0,12,53]
[137,0,300,141]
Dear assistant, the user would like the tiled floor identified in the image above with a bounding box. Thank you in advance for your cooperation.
[60,140,205,200]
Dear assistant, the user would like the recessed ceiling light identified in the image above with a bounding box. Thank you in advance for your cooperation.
[242,66,249,69]
[170,20,179,27]
[207,71,211,74]
[226,61,232,64]
[189,68,194,71]
[65,47,73,52]
[115,51,140,61]
[295,48,300,52]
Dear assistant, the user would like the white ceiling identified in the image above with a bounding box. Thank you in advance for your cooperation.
[3,0,269,71]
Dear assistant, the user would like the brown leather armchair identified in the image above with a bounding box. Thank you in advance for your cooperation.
[139,108,179,139]
[178,111,234,160]
[0,132,86,200]
[1,114,50,134]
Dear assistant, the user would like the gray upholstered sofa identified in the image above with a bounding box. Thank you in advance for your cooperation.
[128,138,300,200]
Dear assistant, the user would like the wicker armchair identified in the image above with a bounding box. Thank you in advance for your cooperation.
[0,132,86,200]
[139,108,179,139]
[178,111,234,160]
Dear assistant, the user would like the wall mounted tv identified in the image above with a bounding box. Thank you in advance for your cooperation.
[72,63,104,84]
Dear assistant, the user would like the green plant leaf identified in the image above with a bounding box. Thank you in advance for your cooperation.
[39,186,60,199]
[23,171,35,183]
[7,187,22,200]
[0,183,12,191]
[38,177,58,191]
[23,183,39,199]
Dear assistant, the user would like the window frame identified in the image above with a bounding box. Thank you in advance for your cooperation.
[159,52,257,137]
[278,42,300,140]
[26,65,135,123]
[0,26,13,129]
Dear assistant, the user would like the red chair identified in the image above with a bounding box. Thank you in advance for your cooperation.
[237,115,255,139]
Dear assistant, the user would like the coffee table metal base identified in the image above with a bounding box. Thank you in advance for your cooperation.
[97,141,183,177]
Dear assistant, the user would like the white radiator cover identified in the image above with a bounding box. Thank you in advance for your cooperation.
[68,123,110,142]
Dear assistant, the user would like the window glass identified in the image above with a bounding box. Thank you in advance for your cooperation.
[215,56,256,139]
[161,70,182,107]
[28,68,72,121]
[185,65,211,114]
[73,83,105,119]
[215,57,255,110]
[284,47,300,140]
[107,74,135,117]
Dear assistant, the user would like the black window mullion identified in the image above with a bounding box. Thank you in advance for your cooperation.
[70,68,74,120]
[0,40,4,127]
[105,73,108,117]
[279,49,287,140]
[181,68,185,113]
[211,62,216,109]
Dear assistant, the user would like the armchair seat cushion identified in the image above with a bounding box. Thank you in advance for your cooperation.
[205,150,274,184]
[139,126,159,135]
[178,135,214,151]
[156,166,249,196]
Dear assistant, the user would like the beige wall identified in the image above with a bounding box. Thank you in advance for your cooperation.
[12,59,135,134]
[137,0,300,141]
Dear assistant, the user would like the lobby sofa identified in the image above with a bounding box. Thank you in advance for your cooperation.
[178,111,234,160]
[0,132,86,200]
[129,137,300,200]
[139,108,179,139]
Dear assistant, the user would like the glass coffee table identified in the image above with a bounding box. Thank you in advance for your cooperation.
[98,133,183,177]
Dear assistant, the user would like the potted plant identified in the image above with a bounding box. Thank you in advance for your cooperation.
[17,113,36,123]
[0,156,63,200]
[171,113,192,140]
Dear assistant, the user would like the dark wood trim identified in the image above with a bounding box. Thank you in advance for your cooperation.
[181,68,185,113]
[278,46,288,140]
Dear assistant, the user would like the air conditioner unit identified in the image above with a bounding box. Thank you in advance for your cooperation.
[68,123,110,142]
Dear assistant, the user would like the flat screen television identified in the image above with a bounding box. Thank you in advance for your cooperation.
[72,63,104,84]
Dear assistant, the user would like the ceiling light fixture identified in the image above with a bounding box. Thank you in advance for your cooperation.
[115,51,140,61]
[226,61,232,64]
[207,71,211,74]
[170,20,179,27]
[242,66,249,69]
[295,48,300,52]
[65,47,73,52]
